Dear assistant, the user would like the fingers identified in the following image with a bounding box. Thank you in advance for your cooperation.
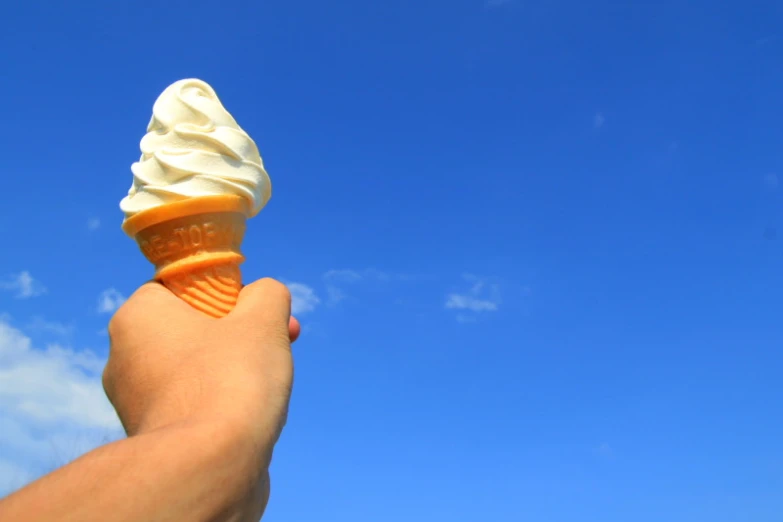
[234,280,301,343]
[229,279,295,403]
[289,316,301,343]
[236,279,300,342]
[108,281,192,339]
[230,278,292,340]
[114,279,301,342]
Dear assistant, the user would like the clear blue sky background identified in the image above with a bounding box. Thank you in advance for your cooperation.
[1,0,782,520]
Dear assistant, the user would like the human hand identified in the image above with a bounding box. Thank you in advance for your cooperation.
[103,277,299,519]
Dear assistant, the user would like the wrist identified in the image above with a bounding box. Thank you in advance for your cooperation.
[163,416,271,517]
[1,414,270,522]
[135,412,270,484]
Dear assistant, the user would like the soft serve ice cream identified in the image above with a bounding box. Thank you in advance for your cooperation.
[120,79,271,226]
[120,79,273,318]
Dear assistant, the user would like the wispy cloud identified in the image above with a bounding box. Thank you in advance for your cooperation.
[26,317,75,338]
[0,318,122,495]
[0,272,46,299]
[0,321,115,426]
[323,269,365,283]
[97,288,126,314]
[323,268,410,304]
[0,458,34,496]
[287,283,320,315]
[324,270,365,304]
[324,268,393,283]
[756,35,777,46]
[594,112,605,129]
[87,218,101,231]
[446,294,498,312]
[486,0,513,7]
[445,274,501,318]
[764,173,778,191]
[594,442,614,457]
[326,285,346,305]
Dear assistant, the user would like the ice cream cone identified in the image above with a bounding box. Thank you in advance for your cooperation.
[122,195,250,318]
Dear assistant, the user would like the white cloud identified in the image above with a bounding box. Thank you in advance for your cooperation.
[324,270,365,305]
[0,458,34,496]
[26,317,75,337]
[0,318,123,495]
[87,217,101,231]
[594,443,613,457]
[446,294,498,312]
[0,272,46,299]
[323,268,406,304]
[288,283,320,315]
[97,288,126,314]
[324,268,397,283]
[756,35,777,46]
[364,269,392,282]
[445,274,501,317]
[0,321,118,428]
[594,112,605,129]
[323,269,365,283]
[486,0,513,7]
[326,285,346,305]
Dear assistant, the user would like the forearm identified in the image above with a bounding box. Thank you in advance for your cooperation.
[0,419,265,522]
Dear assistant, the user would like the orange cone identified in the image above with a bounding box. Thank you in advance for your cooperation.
[122,195,250,318]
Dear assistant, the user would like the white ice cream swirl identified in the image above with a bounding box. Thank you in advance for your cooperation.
[120,79,271,221]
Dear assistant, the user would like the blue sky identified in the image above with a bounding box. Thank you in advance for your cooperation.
[1,0,782,520]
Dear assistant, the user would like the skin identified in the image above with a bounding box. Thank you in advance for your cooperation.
[0,278,300,522]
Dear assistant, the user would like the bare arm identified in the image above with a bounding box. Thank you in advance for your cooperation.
[1,419,265,522]
[0,279,299,522]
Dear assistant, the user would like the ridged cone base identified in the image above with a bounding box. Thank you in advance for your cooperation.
[161,263,241,318]
[123,195,250,318]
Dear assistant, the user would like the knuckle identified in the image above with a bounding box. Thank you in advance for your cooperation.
[133,282,161,300]
[101,364,114,399]
[279,286,292,308]
[107,282,158,338]
[275,282,293,305]
[107,298,135,339]
[258,278,292,306]
[107,310,125,340]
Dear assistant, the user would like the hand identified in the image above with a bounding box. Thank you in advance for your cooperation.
[103,277,299,519]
